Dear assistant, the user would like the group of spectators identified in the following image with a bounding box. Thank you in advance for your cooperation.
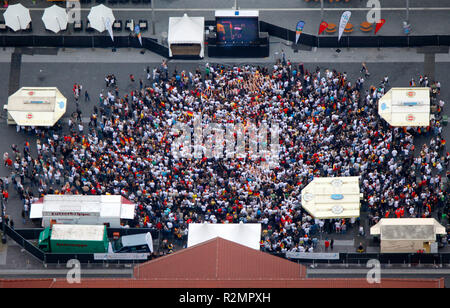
[2,59,449,254]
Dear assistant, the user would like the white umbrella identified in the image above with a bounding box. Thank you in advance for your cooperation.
[88,4,115,41]
[42,5,68,34]
[3,3,31,32]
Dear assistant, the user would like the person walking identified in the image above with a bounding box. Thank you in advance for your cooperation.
[330,238,334,251]
[85,90,90,102]
[360,62,370,78]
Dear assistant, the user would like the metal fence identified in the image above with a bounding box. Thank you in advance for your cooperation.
[259,21,450,48]
[0,35,169,57]
[281,251,450,265]
[1,224,45,261]
[3,223,450,265]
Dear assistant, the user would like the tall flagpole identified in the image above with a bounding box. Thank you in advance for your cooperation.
[151,0,155,35]
[320,0,324,22]
[406,0,410,22]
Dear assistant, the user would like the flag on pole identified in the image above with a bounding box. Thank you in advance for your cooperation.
[105,17,114,42]
[318,21,328,35]
[338,11,351,42]
[295,20,305,44]
[135,24,143,46]
[375,19,386,35]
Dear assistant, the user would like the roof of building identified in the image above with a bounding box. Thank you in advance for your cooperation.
[0,278,444,288]
[134,237,307,280]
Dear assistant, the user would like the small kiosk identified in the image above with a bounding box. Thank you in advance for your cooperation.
[30,195,136,228]
[370,218,446,253]
[301,177,362,219]
[378,87,430,127]
[4,87,67,127]
[168,14,205,58]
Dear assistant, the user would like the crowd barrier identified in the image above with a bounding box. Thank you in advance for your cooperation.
[0,35,169,57]
[2,223,449,264]
[282,251,448,265]
[259,21,450,48]
[2,224,45,261]
[1,22,449,57]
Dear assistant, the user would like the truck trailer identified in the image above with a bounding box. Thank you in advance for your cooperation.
[38,224,109,253]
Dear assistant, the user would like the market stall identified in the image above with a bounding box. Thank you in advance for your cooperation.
[370,218,446,253]
[378,87,430,127]
[30,195,136,228]
[301,177,362,219]
[168,14,204,58]
[4,87,66,127]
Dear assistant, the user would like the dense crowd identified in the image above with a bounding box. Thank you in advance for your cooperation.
[1,60,449,254]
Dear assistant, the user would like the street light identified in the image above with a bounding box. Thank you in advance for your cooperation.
[1,195,6,244]
[406,0,410,23]
[151,0,155,35]
[320,0,324,22]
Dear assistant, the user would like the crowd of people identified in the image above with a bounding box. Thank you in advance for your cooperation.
[1,59,449,254]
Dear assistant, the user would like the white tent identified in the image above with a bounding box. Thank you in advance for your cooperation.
[301,177,362,219]
[4,87,66,127]
[42,5,68,34]
[187,223,261,250]
[168,14,204,58]
[30,195,136,228]
[3,3,31,32]
[371,218,446,253]
[378,87,430,127]
[87,4,115,40]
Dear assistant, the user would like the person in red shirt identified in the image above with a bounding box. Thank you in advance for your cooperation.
[2,190,8,204]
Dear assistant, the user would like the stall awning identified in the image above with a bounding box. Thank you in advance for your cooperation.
[30,195,135,220]
[301,177,362,219]
[378,87,430,127]
[5,87,66,127]
[168,14,204,58]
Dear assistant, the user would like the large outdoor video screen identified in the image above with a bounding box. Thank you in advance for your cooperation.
[216,17,259,46]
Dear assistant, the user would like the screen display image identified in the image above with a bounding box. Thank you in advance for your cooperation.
[216,17,259,46]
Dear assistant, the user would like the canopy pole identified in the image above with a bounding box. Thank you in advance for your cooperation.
[56,16,61,33]
[16,15,21,30]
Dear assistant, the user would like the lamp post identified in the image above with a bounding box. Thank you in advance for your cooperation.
[151,0,155,35]
[1,195,6,244]
[406,0,410,23]
[320,0,324,22]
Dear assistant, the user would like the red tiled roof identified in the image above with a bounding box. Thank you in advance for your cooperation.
[133,237,307,280]
[0,278,444,288]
